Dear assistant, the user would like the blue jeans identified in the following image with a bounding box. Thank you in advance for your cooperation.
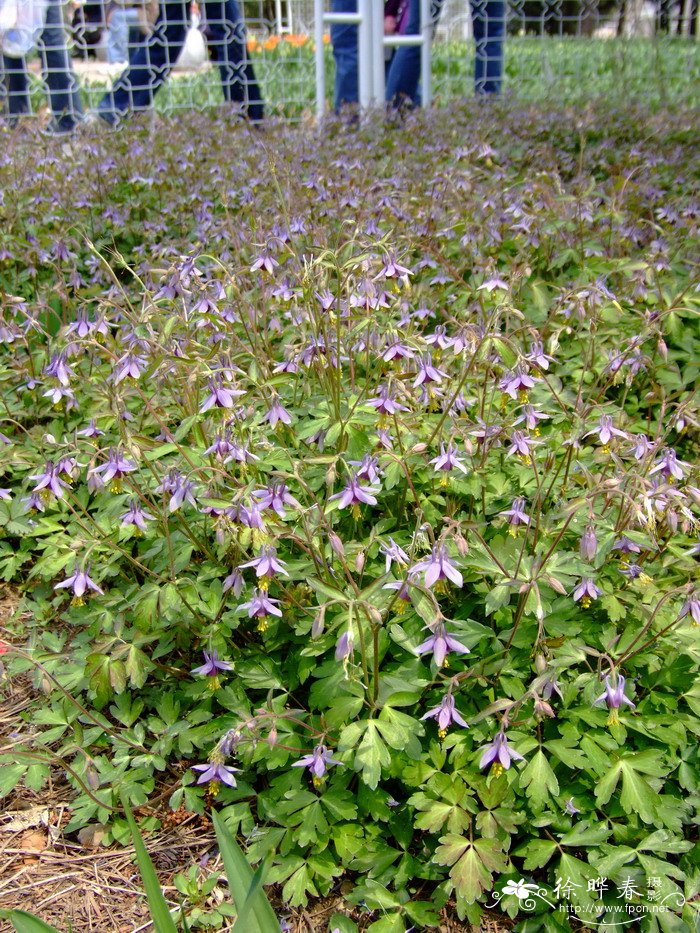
[97,0,263,122]
[1,0,83,131]
[107,7,144,64]
[332,0,505,109]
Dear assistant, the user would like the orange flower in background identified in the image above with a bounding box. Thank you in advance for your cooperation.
[284,33,309,47]
[323,33,330,43]
[263,35,281,50]
[247,37,261,53]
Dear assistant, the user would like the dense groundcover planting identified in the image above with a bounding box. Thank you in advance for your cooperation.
[0,103,699,931]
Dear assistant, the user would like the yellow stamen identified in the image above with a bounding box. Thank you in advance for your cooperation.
[208,676,221,691]
[351,503,362,520]
[257,618,269,633]
[110,479,123,494]
[71,596,85,607]
[508,525,518,537]
[259,578,270,591]
[491,763,504,777]
[208,780,221,797]
[581,596,591,609]
[440,474,449,487]
[518,391,529,403]
[438,728,448,740]
[607,709,620,726]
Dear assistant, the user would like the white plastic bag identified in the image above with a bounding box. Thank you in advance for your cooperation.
[174,25,207,70]
[0,0,49,57]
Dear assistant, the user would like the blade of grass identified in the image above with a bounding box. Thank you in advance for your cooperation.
[211,809,278,933]
[1,910,60,933]
[121,795,178,933]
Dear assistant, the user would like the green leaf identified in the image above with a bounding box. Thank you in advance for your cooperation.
[434,835,508,904]
[619,762,659,824]
[512,839,558,870]
[354,722,391,790]
[0,764,27,797]
[121,797,178,933]
[1,911,60,933]
[519,750,559,810]
[211,810,278,933]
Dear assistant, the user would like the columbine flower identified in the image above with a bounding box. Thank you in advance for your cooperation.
[411,544,462,590]
[413,353,446,388]
[612,536,641,554]
[292,744,342,784]
[367,384,408,417]
[416,621,469,668]
[421,694,468,739]
[253,482,300,519]
[679,594,700,626]
[157,470,197,512]
[239,589,282,631]
[44,351,73,386]
[191,651,233,689]
[77,419,104,438]
[382,338,414,362]
[0,489,10,501]
[526,341,555,370]
[583,414,627,447]
[579,524,598,562]
[200,378,244,412]
[514,404,549,432]
[594,674,635,724]
[506,430,535,461]
[55,564,104,605]
[499,497,530,534]
[349,455,382,485]
[30,461,71,500]
[120,500,154,531]
[113,352,146,384]
[629,433,655,460]
[379,538,409,573]
[191,759,240,789]
[222,569,244,596]
[429,442,468,480]
[572,577,602,608]
[240,546,288,588]
[479,731,525,774]
[649,447,688,481]
[564,798,580,815]
[89,449,137,492]
[499,367,538,400]
[330,476,378,518]
[262,398,292,428]
[335,629,354,662]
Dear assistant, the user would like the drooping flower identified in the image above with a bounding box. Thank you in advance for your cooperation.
[252,482,300,519]
[612,536,641,555]
[349,455,382,485]
[678,594,700,625]
[579,524,598,562]
[262,398,292,428]
[239,546,288,588]
[55,564,104,605]
[649,447,688,481]
[191,650,234,679]
[379,538,409,573]
[421,694,468,739]
[514,404,549,432]
[30,461,71,500]
[113,352,146,384]
[44,351,74,386]
[120,499,154,531]
[89,448,137,492]
[429,442,468,478]
[191,760,240,788]
[292,744,342,784]
[411,544,462,589]
[583,414,627,446]
[413,353,446,388]
[200,378,244,412]
[479,731,525,773]
[367,384,409,417]
[335,629,354,662]
[330,476,378,517]
[499,367,538,399]
[506,430,535,460]
[629,433,655,460]
[239,589,282,631]
[222,569,244,596]
[572,577,602,608]
[594,674,635,724]
[416,621,469,668]
[526,341,555,370]
[382,338,414,362]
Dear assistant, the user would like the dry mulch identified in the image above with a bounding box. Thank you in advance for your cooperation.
[0,588,509,932]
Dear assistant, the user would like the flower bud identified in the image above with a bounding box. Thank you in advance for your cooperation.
[535,654,547,674]
[534,696,555,719]
[328,531,345,558]
[657,338,668,361]
[580,524,598,562]
[312,606,326,639]
[355,551,365,574]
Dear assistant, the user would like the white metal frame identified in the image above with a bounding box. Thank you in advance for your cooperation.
[314,0,433,119]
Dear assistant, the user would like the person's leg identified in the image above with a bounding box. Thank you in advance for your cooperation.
[2,54,31,122]
[385,0,444,107]
[107,8,130,62]
[204,0,264,121]
[39,0,84,131]
[471,0,505,95]
[330,0,358,110]
[97,0,189,121]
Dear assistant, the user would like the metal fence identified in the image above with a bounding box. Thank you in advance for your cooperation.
[1,0,699,129]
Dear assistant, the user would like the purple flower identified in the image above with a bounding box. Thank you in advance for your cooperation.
[0,489,11,501]
[583,414,627,446]
[413,353,446,388]
[239,589,282,631]
[499,367,538,399]
[679,595,700,625]
[77,420,104,438]
[367,384,408,416]
[192,761,240,787]
[30,461,71,500]
[335,629,354,661]
[252,482,300,519]
[330,476,378,514]
[416,621,469,668]
[382,338,414,362]
[379,538,409,573]
[200,378,244,412]
[156,470,197,512]
[262,398,292,428]
[113,353,146,384]
[222,569,244,596]
[120,499,154,531]
[579,525,598,562]
[649,448,688,481]
[629,434,655,460]
[421,694,468,738]
[594,674,635,724]
[506,430,535,460]
[349,455,382,485]
[479,731,525,772]
[514,404,549,432]
[240,546,288,586]
[425,325,454,350]
[89,449,137,491]
[526,341,554,370]
[564,798,580,815]
[430,442,468,476]
[612,536,641,554]
[412,544,462,589]
[44,351,73,387]
[191,650,234,677]
[499,497,530,530]
[572,577,602,608]
[55,564,104,604]
[292,744,342,782]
